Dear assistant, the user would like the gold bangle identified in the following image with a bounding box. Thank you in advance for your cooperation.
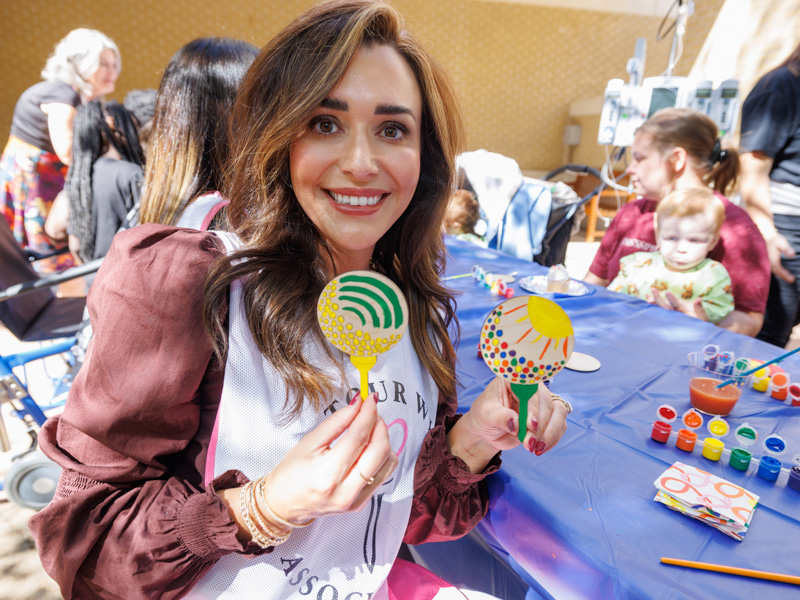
[258,476,315,529]
[550,393,573,414]
[248,479,291,542]
[239,480,290,548]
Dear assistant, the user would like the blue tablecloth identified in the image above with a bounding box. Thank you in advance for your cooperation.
[415,237,800,600]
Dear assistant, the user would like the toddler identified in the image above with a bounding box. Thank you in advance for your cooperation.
[608,188,734,323]
[444,188,487,247]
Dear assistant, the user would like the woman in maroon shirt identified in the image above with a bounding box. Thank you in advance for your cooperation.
[585,108,769,336]
[30,2,569,598]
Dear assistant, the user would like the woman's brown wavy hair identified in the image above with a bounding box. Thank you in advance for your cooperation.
[202,0,464,416]
[637,108,740,197]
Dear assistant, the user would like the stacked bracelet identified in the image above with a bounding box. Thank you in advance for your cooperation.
[257,476,315,529]
[239,480,291,549]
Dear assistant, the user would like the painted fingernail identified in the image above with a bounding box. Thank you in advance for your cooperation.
[527,437,537,453]
[371,392,379,403]
[530,418,538,433]
[535,441,546,456]
[507,418,515,433]
[350,392,361,405]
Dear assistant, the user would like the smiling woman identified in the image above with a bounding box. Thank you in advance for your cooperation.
[29,2,569,598]
[290,44,422,273]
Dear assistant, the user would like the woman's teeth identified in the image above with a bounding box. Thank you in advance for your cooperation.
[330,192,382,206]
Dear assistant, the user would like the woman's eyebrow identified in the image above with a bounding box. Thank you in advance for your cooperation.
[319,97,416,122]
[375,104,416,121]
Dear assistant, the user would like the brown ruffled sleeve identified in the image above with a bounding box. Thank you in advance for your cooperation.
[28,225,265,600]
[403,390,502,545]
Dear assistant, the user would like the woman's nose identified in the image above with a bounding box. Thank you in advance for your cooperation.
[341,132,379,180]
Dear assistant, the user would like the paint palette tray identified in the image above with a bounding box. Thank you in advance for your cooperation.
[518,275,592,297]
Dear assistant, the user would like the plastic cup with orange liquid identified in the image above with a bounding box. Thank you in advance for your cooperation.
[687,351,752,416]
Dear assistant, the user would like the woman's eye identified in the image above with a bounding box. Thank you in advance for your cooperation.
[381,122,408,140]
[316,119,336,134]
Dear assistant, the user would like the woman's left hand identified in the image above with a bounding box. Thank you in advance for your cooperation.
[648,288,709,322]
[447,377,569,473]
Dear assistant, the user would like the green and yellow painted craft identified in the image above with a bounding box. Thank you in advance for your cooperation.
[318,271,408,400]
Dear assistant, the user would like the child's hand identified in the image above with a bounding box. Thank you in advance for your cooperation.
[648,288,710,322]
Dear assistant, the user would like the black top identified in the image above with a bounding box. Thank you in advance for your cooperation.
[9,80,81,155]
[740,65,800,187]
[67,157,143,260]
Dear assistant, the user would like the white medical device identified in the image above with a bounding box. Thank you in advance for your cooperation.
[597,72,740,147]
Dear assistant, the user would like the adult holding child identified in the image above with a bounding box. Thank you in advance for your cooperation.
[607,188,734,325]
[585,108,769,336]
[30,2,569,599]
[0,28,120,272]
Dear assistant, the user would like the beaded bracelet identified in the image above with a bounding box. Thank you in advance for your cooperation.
[257,476,316,529]
[239,480,290,548]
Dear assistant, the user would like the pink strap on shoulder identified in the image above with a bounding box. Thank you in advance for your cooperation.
[200,199,230,231]
[386,558,467,600]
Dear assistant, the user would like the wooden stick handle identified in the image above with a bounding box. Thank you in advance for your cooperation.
[661,557,800,585]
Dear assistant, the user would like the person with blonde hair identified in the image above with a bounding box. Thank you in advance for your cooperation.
[137,37,258,230]
[0,28,119,271]
[30,2,569,598]
[585,108,769,335]
[608,188,734,324]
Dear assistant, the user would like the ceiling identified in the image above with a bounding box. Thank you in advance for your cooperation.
[474,0,679,17]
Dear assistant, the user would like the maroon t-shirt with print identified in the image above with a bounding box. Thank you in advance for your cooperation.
[589,195,769,314]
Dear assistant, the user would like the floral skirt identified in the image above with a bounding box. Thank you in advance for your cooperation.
[0,135,75,272]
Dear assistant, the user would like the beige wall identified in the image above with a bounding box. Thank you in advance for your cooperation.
[0,0,719,172]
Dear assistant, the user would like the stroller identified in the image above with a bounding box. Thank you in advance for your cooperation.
[456,150,604,266]
[0,218,101,509]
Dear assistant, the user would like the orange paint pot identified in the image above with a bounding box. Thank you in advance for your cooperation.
[676,429,697,452]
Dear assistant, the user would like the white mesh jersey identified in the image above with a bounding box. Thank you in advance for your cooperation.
[187,233,440,599]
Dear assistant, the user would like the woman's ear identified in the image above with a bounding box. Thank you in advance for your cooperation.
[670,146,688,174]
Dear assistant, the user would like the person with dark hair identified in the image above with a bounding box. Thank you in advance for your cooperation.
[0,28,120,271]
[64,100,145,263]
[138,37,258,231]
[29,2,569,598]
[123,88,157,128]
[444,188,487,247]
[740,42,800,348]
[585,107,769,336]
[123,88,157,152]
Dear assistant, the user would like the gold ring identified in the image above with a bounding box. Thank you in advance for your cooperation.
[357,469,375,485]
[551,393,573,414]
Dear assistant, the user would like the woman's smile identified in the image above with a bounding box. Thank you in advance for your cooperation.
[289,44,422,273]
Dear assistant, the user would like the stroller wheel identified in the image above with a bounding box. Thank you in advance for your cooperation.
[5,451,61,510]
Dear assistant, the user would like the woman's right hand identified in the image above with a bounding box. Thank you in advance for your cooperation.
[260,392,398,525]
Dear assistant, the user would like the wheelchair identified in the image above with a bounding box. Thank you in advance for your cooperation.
[0,219,101,509]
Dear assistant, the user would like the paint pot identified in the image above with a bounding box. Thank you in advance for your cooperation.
[788,466,800,492]
[770,372,789,401]
[702,437,724,461]
[757,456,782,482]
[729,448,753,472]
[789,384,800,407]
[651,421,672,443]
[676,429,698,452]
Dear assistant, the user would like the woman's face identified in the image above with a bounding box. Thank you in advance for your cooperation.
[87,48,119,99]
[289,44,422,272]
[628,132,676,201]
